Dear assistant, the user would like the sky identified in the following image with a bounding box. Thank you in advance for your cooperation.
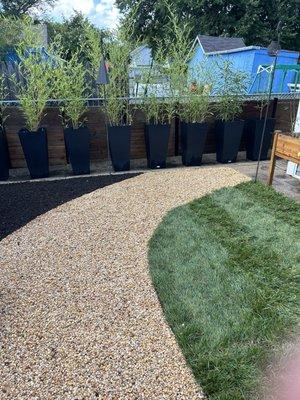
[38,0,121,29]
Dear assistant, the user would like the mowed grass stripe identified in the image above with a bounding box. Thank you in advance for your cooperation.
[237,182,300,228]
[149,182,300,400]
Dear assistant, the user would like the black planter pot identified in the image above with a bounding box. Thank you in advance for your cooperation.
[19,128,49,179]
[64,127,90,175]
[215,120,245,163]
[244,118,276,161]
[181,122,208,166]
[0,127,9,181]
[108,125,131,172]
[145,123,170,169]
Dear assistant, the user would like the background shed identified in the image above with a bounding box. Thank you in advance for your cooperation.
[188,35,300,94]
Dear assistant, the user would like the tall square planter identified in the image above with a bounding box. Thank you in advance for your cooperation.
[107,125,131,172]
[145,123,170,169]
[181,122,208,166]
[244,118,276,161]
[19,128,49,179]
[0,127,9,181]
[215,120,244,163]
[64,127,90,175]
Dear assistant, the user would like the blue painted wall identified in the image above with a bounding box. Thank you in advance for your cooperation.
[188,43,299,94]
[250,49,299,93]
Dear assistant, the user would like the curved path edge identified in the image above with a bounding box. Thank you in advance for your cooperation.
[0,167,249,399]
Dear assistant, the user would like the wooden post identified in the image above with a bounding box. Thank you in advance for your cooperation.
[268,130,280,186]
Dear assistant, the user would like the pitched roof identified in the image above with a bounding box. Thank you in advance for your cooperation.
[197,35,246,54]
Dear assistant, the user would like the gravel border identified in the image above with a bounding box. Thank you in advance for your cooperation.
[0,173,139,240]
[0,167,249,399]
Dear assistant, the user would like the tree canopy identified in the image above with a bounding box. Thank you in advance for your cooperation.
[0,0,56,16]
[47,12,111,64]
[116,0,300,51]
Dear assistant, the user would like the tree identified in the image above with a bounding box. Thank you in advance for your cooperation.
[0,0,56,16]
[47,12,110,64]
[116,0,300,51]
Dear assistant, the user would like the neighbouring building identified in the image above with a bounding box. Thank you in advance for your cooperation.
[129,44,170,98]
[188,35,300,94]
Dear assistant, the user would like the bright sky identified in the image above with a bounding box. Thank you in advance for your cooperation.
[37,0,121,29]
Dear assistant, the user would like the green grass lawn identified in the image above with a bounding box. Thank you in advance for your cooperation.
[149,182,300,400]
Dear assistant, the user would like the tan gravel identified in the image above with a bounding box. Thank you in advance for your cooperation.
[0,167,249,399]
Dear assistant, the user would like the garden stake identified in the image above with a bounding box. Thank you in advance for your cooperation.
[255,21,282,182]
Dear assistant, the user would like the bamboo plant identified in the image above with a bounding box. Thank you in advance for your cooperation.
[14,18,52,132]
[255,94,269,120]
[104,2,143,127]
[164,5,192,116]
[179,60,215,123]
[105,31,133,127]
[51,38,89,129]
[140,3,194,125]
[0,72,9,129]
[51,37,91,175]
[139,46,174,125]
[214,59,249,122]
[0,71,10,180]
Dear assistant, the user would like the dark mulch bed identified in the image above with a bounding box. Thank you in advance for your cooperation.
[0,173,140,241]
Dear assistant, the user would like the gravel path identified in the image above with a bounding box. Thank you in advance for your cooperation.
[0,174,139,241]
[0,167,249,399]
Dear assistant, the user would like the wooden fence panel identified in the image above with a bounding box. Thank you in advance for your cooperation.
[4,99,298,168]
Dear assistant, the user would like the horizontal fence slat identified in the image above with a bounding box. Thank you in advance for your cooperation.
[3,100,297,169]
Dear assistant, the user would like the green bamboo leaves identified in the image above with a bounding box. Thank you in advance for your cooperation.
[52,43,88,129]
[14,18,52,131]
[214,59,249,122]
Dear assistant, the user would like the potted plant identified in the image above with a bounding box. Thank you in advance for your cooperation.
[179,86,211,166]
[214,60,248,163]
[140,44,174,169]
[104,30,134,172]
[164,7,206,167]
[53,46,90,175]
[178,59,214,166]
[142,91,173,169]
[244,95,276,160]
[15,51,52,179]
[0,73,9,181]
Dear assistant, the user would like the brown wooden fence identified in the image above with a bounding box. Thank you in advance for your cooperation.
[5,99,298,168]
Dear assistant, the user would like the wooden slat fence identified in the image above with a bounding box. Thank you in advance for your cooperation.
[4,99,298,168]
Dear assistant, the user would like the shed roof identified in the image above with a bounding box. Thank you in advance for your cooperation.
[197,35,246,54]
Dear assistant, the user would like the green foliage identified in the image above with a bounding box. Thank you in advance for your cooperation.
[163,4,192,89]
[139,4,191,125]
[14,57,51,131]
[0,0,56,16]
[163,5,192,117]
[179,89,212,124]
[14,19,52,131]
[214,60,248,122]
[116,0,300,52]
[179,60,216,123]
[0,15,45,60]
[105,36,132,126]
[104,15,139,127]
[51,38,88,129]
[141,94,173,125]
[83,21,102,81]
[149,181,300,400]
[0,72,9,127]
[47,12,107,68]
[255,95,269,120]
[0,16,22,60]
